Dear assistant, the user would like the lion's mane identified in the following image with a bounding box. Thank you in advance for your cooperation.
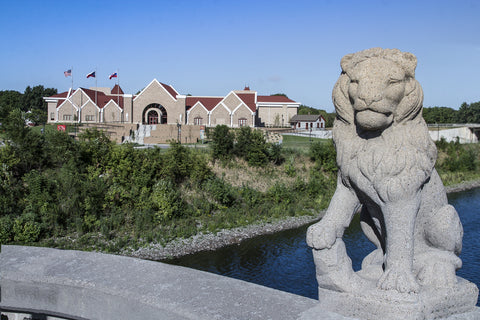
[331,48,437,202]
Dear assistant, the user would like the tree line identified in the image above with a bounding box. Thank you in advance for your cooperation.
[297,102,480,126]
[0,85,57,126]
[422,102,480,124]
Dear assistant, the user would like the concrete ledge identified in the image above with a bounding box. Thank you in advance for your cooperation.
[0,245,348,320]
[1,246,478,320]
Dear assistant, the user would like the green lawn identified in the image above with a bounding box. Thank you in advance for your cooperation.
[281,134,329,150]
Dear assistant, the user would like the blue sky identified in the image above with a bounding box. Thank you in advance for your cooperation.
[1,0,479,112]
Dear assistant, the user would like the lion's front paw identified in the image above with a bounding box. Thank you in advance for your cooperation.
[306,221,337,250]
[417,261,457,288]
[378,267,420,293]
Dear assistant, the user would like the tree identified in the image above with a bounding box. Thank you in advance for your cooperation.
[211,125,234,161]
[23,85,57,125]
[422,106,457,124]
[0,90,22,124]
[457,101,480,123]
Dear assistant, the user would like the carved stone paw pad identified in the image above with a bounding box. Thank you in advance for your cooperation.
[378,267,420,293]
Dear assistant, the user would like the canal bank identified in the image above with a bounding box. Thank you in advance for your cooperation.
[123,179,480,261]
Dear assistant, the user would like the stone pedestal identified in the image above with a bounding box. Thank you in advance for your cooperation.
[317,278,478,320]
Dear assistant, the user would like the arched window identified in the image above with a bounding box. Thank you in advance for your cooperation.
[194,117,203,125]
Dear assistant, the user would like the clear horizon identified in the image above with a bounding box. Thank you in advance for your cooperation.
[1,0,479,112]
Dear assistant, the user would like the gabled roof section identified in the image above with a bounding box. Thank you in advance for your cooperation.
[236,92,257,112]
[73,88,124,110]
[290,114,325,122]
[186,96,223,111]
[49,91,70,99]
[134,79,178,101]
[160,82,178,100]
[103,99,123,112]
[257,95,296,103]
[111,84,124,95]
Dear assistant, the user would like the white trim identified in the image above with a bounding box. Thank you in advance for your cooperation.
[232,101,255,115]
[71,89,97,110]
[57,98,79,112]
[257,102,301,107]
[103,99,123,113]
[133,78,177,102]
[212,91,241,113]
[81,99,102,112]
[210,101,231,114]
[187,101,209,115]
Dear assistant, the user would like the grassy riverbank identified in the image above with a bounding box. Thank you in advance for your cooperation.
[0,121,479,256]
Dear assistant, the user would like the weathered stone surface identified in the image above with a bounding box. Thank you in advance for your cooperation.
[0,245,347,320]
[306,48,479,319]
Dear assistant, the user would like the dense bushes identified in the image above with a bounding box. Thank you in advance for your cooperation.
[436,138,479,172]
[0,112,219,245]
[211,125,284,166]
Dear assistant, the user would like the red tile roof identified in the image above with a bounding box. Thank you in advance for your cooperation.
[111,84,124,95]
[160,83,178,100]
[186,96,222,111]
[236,93,257,112]
[257,95,295,103]
[52,88,125,109]
[50,91,70,98]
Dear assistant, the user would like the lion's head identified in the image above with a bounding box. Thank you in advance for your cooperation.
[332,48,423,131]
[331,48,436,201]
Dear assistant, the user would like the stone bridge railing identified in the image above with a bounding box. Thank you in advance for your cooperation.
[0,245,344,320]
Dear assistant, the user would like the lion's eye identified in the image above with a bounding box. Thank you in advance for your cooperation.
[351,80,359,84]
[389,79,402,85]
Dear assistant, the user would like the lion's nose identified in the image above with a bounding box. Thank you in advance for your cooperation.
[359,95,381,106]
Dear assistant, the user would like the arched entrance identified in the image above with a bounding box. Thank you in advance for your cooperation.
[143,103,167,124]
[147,110,159,124]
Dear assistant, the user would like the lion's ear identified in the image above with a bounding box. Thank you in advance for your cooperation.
[401,52,417,77]
[332,73,355,124]
[405,78,416,95]
[340,54,355,73]
[394,79,423,123]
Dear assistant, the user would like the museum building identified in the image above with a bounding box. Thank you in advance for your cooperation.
[45,79,301,128]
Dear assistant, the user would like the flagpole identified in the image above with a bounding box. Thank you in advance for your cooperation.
[71,66,74,90]
[95,67,98,110]
[117,69,120,121]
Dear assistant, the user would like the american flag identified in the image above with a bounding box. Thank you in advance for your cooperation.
[64,69,72,77]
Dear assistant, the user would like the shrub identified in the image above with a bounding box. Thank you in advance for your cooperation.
[151,180,185,221]
[204,177,237,206]
[309,140,337,173]
[211,125,234,161]
[0,216,13,244]
[13,214,41,243]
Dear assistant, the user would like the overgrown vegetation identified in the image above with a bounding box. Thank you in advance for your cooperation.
[435,138,480,184]
[0,114,338,251]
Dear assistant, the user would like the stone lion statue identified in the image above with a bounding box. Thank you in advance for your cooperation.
[306,48,463,295]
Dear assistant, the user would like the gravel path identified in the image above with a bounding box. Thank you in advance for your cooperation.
[124,179,480,261]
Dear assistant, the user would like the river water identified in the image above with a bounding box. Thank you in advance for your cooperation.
[168,188,480,304]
